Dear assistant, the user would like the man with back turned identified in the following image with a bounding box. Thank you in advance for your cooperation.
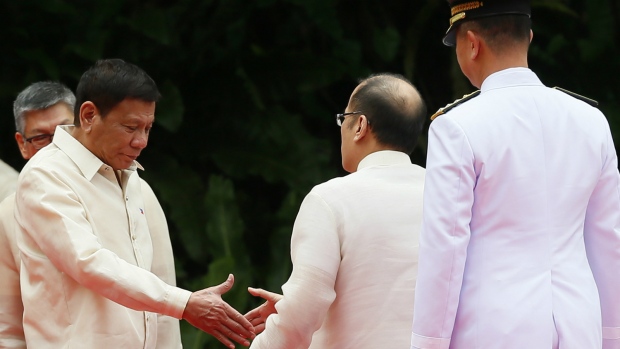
[411,1,620,348]
[246,73,427,349]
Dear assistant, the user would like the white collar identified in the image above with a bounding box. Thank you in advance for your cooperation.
[357,150,411,171]
[53,125,143,181]
[481,67,544,93]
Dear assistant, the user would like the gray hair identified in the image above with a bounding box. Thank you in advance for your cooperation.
[13,81,76,133]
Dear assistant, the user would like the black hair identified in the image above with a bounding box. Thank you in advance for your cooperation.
[460,15,531,52]
[350,73,426,155]
[74,59,161,126]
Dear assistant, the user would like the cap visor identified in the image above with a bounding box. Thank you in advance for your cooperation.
[443,27,456,46]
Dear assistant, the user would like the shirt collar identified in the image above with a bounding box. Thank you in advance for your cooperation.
[357,150,412,171]
[53,125,144,181]
[481,67,544,93]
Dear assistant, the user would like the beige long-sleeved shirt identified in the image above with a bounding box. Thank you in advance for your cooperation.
[0,194,23,349]
[250,150,425,349]
[0,159,18,203]
[0,181,183,349]
[14,125,191,348]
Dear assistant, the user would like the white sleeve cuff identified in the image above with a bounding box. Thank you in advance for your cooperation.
[603,327,620,340]
[411,332,451,349]
[162,287,193,319]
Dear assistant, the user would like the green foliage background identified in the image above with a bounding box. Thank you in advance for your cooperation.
[0,1,618,348]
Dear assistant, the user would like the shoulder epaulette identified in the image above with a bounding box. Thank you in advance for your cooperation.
[430,90,480,120]
[553,87,598,107]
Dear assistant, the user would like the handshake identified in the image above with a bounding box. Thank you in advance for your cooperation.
[182,274,282,349]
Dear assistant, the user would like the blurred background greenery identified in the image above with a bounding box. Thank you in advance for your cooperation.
[0,0,618,347]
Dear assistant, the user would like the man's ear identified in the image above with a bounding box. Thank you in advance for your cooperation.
[353,115,370,142]
[15,132,28,159]
[79,101,98,132]
[466,30,481,60]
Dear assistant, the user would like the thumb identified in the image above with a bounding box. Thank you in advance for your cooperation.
[248,287,281,303]
[214,274,235,295]
[248,287,262,297]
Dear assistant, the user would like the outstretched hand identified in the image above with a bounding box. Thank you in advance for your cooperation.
[182,274,255,348]
[244,287,283,334]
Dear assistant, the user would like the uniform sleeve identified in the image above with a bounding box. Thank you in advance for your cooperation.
[250,192,341,349]
[15,167,192,320]
[583,125,620,349]
[411,116,475,349]
[0,196,26,349]
[140,179,183,349]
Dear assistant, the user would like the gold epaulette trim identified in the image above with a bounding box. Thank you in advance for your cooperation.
[553,87,599,107]
[430,90,481,120]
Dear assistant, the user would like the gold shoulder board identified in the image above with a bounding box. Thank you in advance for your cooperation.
[431,90,481,120]
[553,87,599,107]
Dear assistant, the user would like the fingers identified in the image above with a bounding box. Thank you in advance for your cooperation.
[205,306,255,348]
[249,316,265,328]
[247,287,283,303]
[253,323,266,334]
[224,327,252,347]
[226,305,255,335]
[213,274,235,295]
[244,305,265,324]
[244,306,261,320]
[217,320,254,348]
[212,328,246,349]
[247,287,263,297]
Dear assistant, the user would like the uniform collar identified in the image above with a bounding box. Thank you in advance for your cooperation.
[53,125,143,181]
[481,67,544,93]
[357,150,411,171]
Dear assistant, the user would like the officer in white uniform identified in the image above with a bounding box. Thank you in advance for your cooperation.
[410,1,620,348]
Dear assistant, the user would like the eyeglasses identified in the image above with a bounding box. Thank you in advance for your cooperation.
[24,133,54,150]
[335,111,363,126]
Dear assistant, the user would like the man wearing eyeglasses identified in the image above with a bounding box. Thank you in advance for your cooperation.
[0,81,74,348]
[245,73,426,349]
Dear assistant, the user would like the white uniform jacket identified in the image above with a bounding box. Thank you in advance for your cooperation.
[411,68,620,349]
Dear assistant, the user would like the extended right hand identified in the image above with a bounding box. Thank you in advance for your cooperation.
[244,287,283,334]
[182,274,255,348]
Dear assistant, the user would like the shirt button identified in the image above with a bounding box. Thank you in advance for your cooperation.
[132,235,136,240]
[125,197,129,201]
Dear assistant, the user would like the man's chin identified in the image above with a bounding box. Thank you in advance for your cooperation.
[110,160,135,171]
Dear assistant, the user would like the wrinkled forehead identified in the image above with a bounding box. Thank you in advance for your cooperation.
[23,103,74,130]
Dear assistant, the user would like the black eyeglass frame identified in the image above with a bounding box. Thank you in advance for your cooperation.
[335,111,365,127]
[24,133,54,150]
